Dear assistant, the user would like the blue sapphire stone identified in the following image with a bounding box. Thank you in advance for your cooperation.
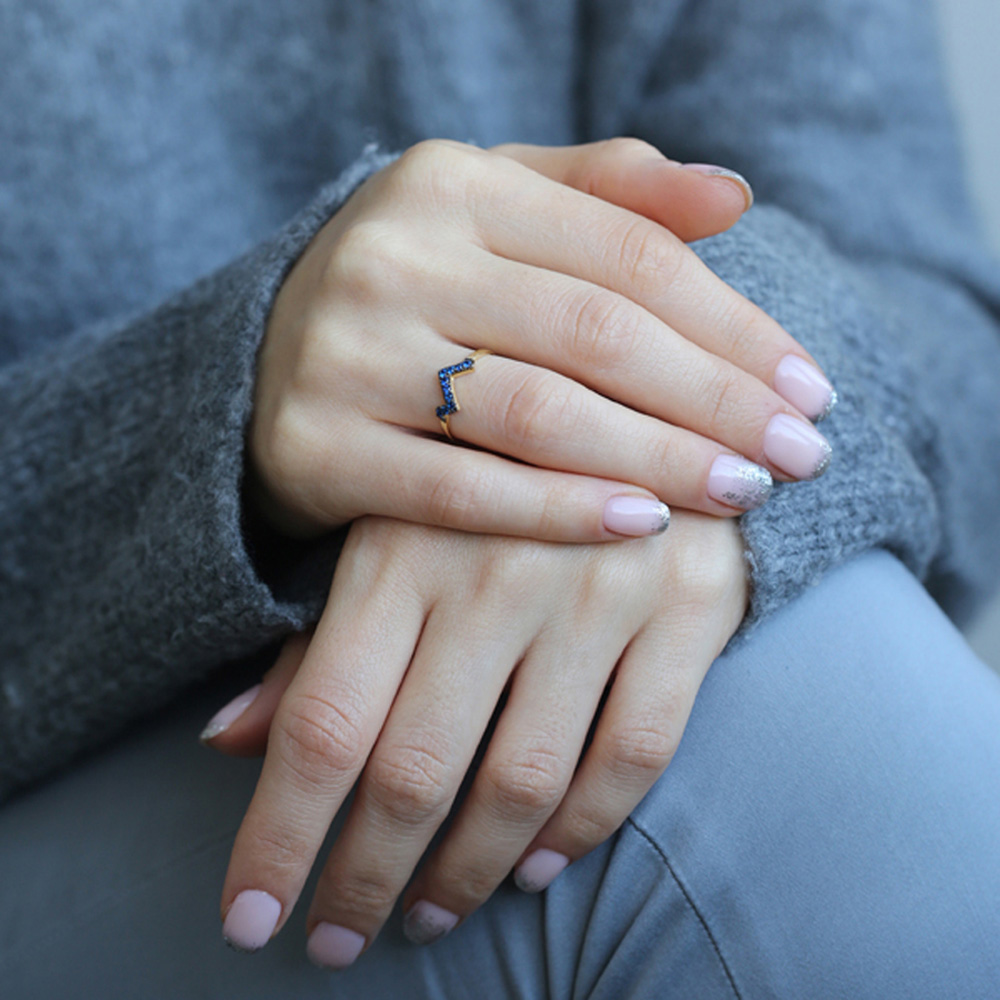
[436,355,482,427]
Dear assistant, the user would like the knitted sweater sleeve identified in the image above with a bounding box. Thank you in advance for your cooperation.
[616,0,1000,625]
[0,144,399,801]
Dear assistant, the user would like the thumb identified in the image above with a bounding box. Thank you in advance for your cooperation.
[489,137,753,242]
[198,629,312,757]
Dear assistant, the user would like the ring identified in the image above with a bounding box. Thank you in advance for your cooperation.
[435,349,493,440]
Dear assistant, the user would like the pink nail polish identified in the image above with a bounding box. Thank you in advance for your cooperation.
[603,496,670,537]
[513,848,570,893]
[307,922,366,969]
[773,355,838,421]
[763,414,832,480]
[199,684,261,742]
[222,889,282,952]
[402,900,460,945]
[681,163,754,210]
[707,455,773,510]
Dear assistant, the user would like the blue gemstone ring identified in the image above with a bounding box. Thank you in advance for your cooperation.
[435,348,494,440]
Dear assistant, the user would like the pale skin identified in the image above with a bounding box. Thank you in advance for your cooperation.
[247,138,835,543]
[212,511,745,964]
[206,138,835,966]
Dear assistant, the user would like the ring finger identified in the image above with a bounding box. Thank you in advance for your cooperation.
[438,249,831,482]
[396,616,636,943]
[505,608,731,897]
[389,345,791,515]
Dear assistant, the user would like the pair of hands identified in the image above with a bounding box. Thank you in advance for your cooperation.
[203,138,836,967]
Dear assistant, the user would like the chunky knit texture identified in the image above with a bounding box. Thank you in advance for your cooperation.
[2,0,999,799]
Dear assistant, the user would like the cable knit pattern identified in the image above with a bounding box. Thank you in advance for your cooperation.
[1,0,999,798]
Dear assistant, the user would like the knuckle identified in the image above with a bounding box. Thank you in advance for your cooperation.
[365,741,455,827]
[642,427,678,484]
[399,137,472,171]
[435,863,500,904]
[483,747,567,819]
[276,691,367,785]
[392,138,480,201]
[603,136,660,159]
[571,138,661,196]
[425,463,488,528]
[705,369,747,438]
[251,397,308,487]
[711,295,777,364]
[324,220,403,302]
[244,824,313,878]
[473,541,547,596]
[613,216,683,298]
[672,530,743,608]
[559,803,619,851]
[328,868,398,917]
[566,287,641,371]
[496,369,577,453]
[703,295,750,358]
[603,721,678,781]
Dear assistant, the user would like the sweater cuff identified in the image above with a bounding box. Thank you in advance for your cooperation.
[0,144,400,797]
[210,144,403,625]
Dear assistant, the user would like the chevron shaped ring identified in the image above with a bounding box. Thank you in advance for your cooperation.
[435,348,494,440]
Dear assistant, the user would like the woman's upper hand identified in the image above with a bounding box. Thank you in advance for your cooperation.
[204,511,747,964]
[247,138,837,544]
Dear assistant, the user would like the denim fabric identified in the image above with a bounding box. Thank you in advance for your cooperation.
[3,551,999,999]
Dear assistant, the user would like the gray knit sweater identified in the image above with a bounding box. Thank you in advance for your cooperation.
[2,0,999,800]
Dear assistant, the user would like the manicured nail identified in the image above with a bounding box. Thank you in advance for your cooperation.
[402,900,460,946]
[603,496,670,537]
[708,455,773,510]
[774,355,838,422]
[513,849,570,893]
[681,163,754,210]
[763,414,832,480]
[307,922,366,969]
[222,890,282,952]
[199,684,261,743]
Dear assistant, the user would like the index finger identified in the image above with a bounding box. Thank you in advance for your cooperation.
[217,542,426,952]
[460,148,835,420]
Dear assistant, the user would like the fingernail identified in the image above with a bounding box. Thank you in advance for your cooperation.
[402,900,460,945]
[513,848,570,893]
[681,163,754,211]
[774,355,838,422]
[763,414,832,480]
[199,684,261,742]
[307,922,366,969]
[707,455,773,510]
[603,496,670,537]
[222,889,282,952]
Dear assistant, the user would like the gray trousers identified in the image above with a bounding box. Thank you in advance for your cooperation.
[3,551,1000,999]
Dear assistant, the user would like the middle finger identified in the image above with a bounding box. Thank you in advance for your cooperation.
[461,153,837,422]
[302,599,537,968]
[427,248,832,483]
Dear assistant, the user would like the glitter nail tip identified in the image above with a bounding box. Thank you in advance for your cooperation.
[513,849,571,893]
[603,497,670,537]
[708,456,774,510]
[402,901,460,946]
[763,414,833,482]
[774,355,838,423]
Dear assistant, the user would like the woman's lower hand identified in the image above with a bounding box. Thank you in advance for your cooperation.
[203,512,747,966]
[248,138,836,544]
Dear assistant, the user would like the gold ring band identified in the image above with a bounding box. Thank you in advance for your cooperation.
[435,349,493,440]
